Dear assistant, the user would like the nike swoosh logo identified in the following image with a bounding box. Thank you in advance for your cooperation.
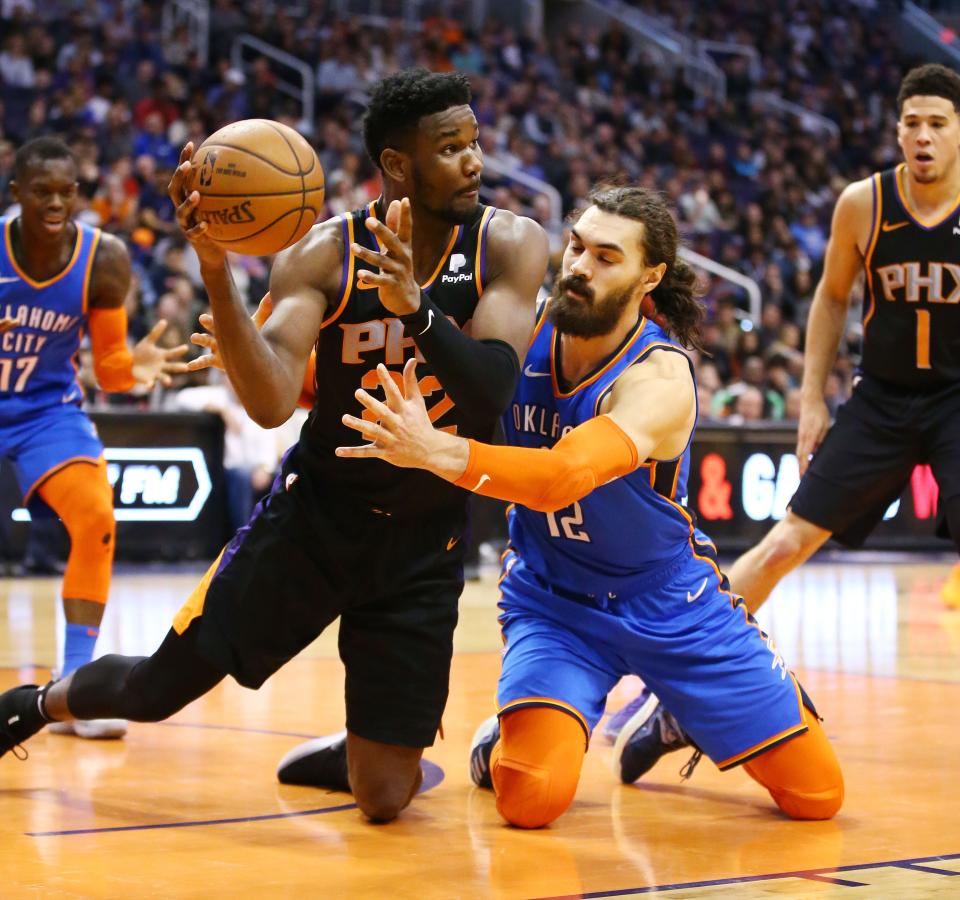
[446,536,459,551]
[523,364,551,378]
[881,220,909,232]
[0,276,21,283]
[470,473,491,491]
[687,577,708,603]
[417,308,434,336]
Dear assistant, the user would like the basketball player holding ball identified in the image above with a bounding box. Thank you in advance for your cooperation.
[1,69,549,825]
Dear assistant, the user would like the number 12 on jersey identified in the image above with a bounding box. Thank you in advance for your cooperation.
[545,502,591,542]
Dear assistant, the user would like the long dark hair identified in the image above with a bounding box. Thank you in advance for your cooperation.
[586,185,705,351]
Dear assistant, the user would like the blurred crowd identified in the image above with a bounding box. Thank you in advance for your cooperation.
[0,0,926,439]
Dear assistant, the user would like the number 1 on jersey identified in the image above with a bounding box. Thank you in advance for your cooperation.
[916,309,931,369]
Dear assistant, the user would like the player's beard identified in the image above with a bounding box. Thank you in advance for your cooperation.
[412,164,479,224]
[548,274,635,338]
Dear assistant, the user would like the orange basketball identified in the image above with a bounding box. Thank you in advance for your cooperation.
[189,119,325,256]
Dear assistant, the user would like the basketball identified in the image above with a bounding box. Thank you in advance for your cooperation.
[188,119,325,256]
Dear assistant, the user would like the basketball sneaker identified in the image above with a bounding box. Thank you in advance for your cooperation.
[941,562,960,609]
[614,695,701,783]
[469,714,500,789]
[0,683,51,760]
[276,730,350,791]
[48,719,128,739]
[602,687,657,744]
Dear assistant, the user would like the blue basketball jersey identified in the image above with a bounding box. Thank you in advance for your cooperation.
[502,305,698,595]
[0,218,100,423]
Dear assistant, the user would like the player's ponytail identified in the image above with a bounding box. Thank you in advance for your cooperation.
[587,184,705,351]
[648,256,704,351]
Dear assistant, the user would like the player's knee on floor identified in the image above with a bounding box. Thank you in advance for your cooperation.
[350,768,421,823]
[744,705,844,821]
[492,706,586,829]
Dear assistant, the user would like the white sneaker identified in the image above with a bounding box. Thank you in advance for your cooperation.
[48,719,127,739]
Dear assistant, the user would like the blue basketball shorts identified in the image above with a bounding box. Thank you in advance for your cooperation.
[495,544,810,769]
[0,403,103,514]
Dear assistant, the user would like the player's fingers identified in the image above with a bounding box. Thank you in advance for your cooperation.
[365,217,404,258]
[356,269,390,289]
[397,196,412,245]
[341,411,388,437]
[351,242,400,270]
[385,198,402,234]
[252,293,273,327]
[354,388,399,426]
[335,443,385,460]
[179,142,194,166]
[377,363,405,407]
[165,343,189,359]
[157,373,172,387]
[185,221,209,241]
[198,312,216,333]
[186,355,218,372]
[191,332,216,349]
[146,318,168,342]
[163,361,190,374]
[401,357,418,399]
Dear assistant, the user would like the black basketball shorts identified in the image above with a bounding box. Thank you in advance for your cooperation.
[790,374,960,546]
[172,447,466,748]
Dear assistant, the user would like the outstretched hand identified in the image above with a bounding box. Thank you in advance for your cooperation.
[337,359,440,469]
[354,197,421,317]
[131,319,189,388]
[188,293,274,372]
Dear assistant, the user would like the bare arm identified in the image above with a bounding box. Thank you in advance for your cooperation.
[88,232,132,311]
[468,210,548,361]
[797,178,872,471]
[168,143,337,426]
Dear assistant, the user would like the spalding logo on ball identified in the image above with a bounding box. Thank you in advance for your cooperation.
[189,119,325,257]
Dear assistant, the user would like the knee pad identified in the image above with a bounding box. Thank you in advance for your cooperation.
[744,704,844,821]
[39,460,116,603]
[494,756,574,828]
[492,706,586,829]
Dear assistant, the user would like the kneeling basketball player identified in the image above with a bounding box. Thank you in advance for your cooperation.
[0,69,548,824]
[331,185,844,827]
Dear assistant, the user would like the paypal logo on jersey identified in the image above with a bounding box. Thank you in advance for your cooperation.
[442,252,473,284]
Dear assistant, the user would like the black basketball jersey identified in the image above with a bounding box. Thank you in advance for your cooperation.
[863,164,960,388]
[298,200,499,516]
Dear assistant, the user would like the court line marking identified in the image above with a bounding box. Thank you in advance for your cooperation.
[532,850,960,898]
[24,722,444,837]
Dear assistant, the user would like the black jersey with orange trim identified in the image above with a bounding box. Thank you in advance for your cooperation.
[862,164,960,388]
[298,201,498,516]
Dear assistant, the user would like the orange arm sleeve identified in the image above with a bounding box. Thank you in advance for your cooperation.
[298,351,317,409]
[453,415,639,512]
[87,307,135,392]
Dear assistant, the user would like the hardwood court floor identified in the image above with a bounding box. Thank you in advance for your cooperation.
[2,558,959,898]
